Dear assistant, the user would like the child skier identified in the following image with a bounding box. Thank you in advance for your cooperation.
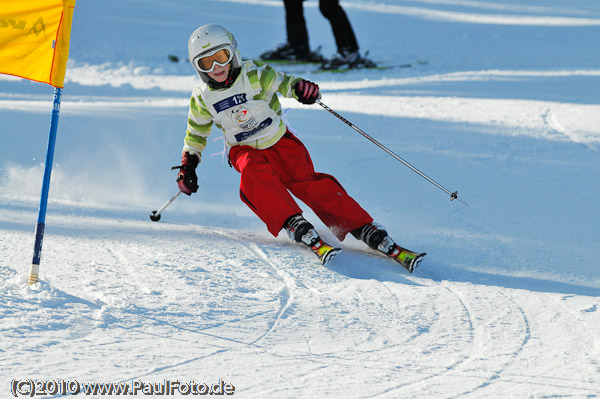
[176,23,424,272]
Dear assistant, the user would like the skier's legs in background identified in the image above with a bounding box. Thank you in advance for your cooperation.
[261,0,371,66]
[319,0,359,55]
[283,0,310,57]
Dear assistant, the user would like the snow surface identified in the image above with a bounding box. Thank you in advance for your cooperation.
[1,0,599,397]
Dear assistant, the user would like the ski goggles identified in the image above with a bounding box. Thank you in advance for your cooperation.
[194,47,234,73]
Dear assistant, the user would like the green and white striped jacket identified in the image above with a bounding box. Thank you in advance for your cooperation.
[183,60,302,157]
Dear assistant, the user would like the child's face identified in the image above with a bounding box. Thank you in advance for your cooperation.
[207,63,230,82]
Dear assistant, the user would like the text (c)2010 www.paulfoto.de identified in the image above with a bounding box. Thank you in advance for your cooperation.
[10,378,236,396]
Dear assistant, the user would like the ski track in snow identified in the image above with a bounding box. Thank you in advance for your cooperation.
[1,203,599,396]
[206,228,296,346]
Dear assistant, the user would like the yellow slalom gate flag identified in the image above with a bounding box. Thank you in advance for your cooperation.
[0,0,76,88]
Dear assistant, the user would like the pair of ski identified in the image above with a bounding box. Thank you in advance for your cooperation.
[261,57,427,74]
[309,238,426,274]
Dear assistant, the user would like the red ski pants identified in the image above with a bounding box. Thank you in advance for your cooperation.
[229,132,372,241]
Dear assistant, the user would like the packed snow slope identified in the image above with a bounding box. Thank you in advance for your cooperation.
[1,0,599,397]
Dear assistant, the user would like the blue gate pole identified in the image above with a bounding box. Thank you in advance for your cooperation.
[28,86,63,285]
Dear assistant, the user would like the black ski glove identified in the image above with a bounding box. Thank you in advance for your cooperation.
[174,152,200,195]
[294,79,320,105]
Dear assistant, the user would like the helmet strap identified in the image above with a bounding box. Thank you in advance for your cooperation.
[206,66,241,90]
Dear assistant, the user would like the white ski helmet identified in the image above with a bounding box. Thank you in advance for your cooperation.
[188,24,242,84]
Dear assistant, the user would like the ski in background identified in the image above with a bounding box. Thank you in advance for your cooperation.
[254,54,427,74]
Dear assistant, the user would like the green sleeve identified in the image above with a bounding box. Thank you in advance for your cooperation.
[183,94,213,155]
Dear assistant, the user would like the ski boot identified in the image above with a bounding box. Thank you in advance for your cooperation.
[285,214,341,265]
[320,49,377,71]
[260,43,325,63]
[352,222,425,273]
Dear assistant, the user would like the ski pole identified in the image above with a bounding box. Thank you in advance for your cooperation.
[316,99,469,206]
[150,190,182,221]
